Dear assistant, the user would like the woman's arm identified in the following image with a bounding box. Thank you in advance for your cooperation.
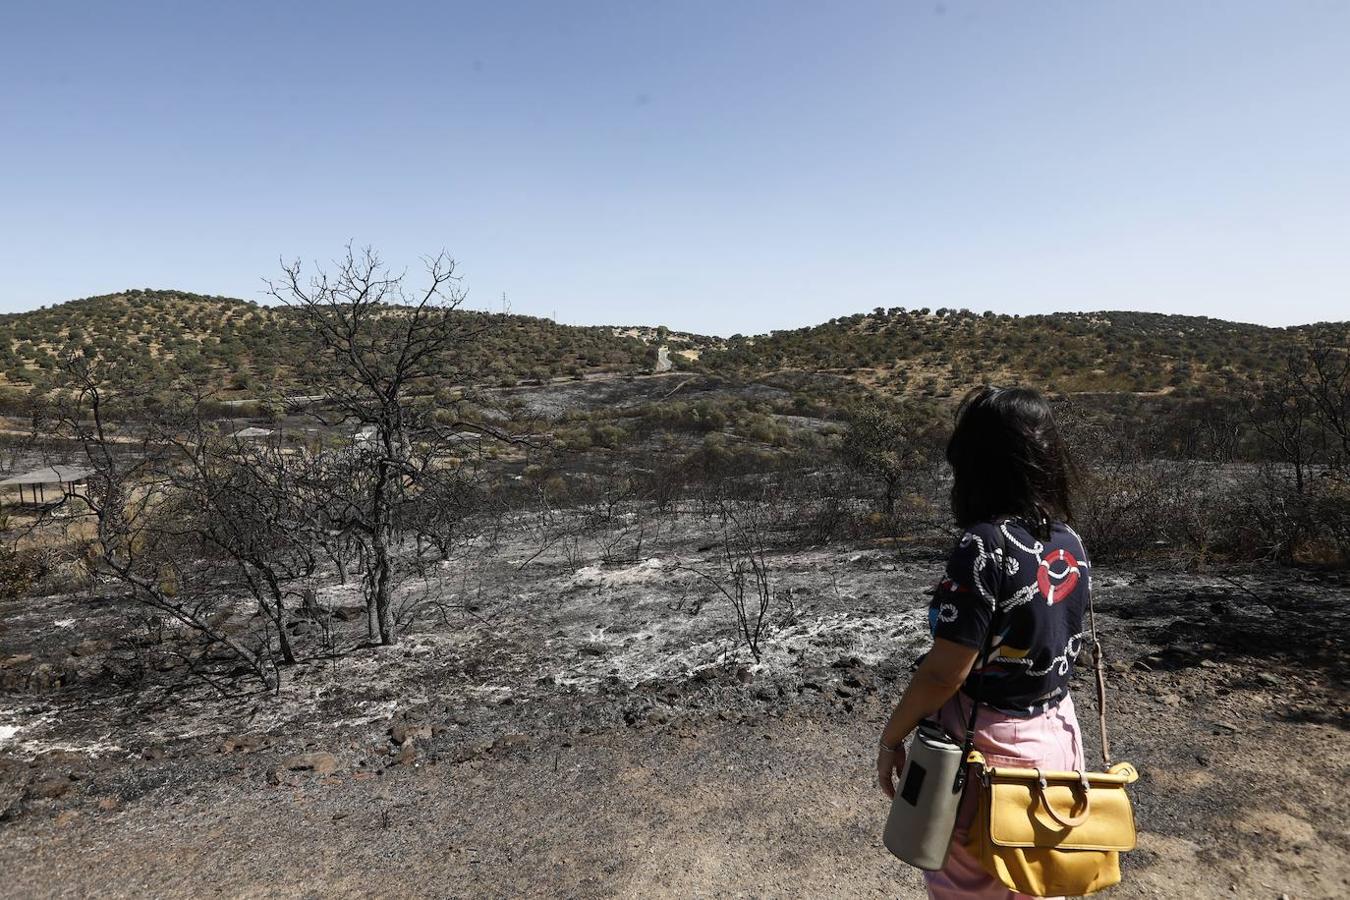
[876,637,980,798]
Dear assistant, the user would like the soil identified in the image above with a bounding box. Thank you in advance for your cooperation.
[1,514,1347,899]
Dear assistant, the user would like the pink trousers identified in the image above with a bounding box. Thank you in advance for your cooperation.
[922,692,1085,900]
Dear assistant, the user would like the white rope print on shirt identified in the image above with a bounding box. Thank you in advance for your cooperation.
[957,531,998,609]
[1000,519,1043,556]
[1000,584,1039,611]
[1026,629,1092,677]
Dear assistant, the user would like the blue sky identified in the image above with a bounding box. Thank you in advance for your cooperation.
[2,1,1346,332]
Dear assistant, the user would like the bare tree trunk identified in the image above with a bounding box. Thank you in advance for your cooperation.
[364,567,379,641]
[372,452,397,645]
[261,572,297,665]
[274,596,296,665]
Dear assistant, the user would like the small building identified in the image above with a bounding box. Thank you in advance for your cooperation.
[0,465,93,507]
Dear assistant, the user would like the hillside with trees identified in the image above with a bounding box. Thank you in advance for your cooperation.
[0,289,655,406]
[4,293,1346,410]
[693,307,1347,399]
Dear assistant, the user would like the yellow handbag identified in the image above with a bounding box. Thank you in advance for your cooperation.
[960,541,1140,896]
[963,755,1139,896]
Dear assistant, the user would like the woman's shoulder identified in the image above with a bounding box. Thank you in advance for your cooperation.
[1050,521,1089,557]
[951,518,1088,560]
[956,519,1003,543]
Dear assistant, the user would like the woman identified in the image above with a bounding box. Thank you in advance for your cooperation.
[877,386,1090,900]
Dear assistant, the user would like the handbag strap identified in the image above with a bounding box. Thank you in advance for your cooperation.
[1083,541,1112,766]
[961,519,1113,778]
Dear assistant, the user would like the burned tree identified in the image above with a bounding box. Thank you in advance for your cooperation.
[41,351,277,688]
[268,246,490,645]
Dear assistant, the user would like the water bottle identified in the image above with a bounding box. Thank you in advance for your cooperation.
[883,722,967,870]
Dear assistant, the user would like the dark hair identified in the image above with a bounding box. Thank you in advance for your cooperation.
[946,385,1074,536]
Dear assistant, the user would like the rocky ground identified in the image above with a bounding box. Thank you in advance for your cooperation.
[0,511,1347,899]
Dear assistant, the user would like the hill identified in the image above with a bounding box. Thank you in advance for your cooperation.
[0,290,655,401]
[694,307,1347,398]
[0,291,1343,407]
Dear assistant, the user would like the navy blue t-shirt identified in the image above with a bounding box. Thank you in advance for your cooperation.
[928,518,1091,716]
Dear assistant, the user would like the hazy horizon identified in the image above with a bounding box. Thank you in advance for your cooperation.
[3,1,1347,333]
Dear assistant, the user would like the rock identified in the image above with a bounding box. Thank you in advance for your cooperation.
[1199,659,1220,669]
[835,685,855,698]
[494,732,530,751]
[1212,721,1239,734]
[140,745,167,761]
[28,663,62,691]
[799,681,823,693]
[389,723,431,746]
[735,667,753,684]
[1158,693,1182,707]
[332,605,364,622]
[283,752,339,775]
[219,735,263,754]
[288,621,315,636]
[391,743,418,766]
[97,796,120,811]
[753,686,777,702]
[1164,646,1198,662]
[647,710,671,726]
[578,643,607,657]
[0,653,34,669]
[453,740,494,763]
[1255,672,1282,687]
[69,639,111,658]
[26,776,73,800]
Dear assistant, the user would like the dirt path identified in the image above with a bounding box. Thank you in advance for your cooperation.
[1,673,1344,899]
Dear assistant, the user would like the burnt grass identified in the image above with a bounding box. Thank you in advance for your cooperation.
[0,501,1347,899]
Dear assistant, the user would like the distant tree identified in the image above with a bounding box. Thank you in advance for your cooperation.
[841,401,936,515]
[1293,334,1350,465]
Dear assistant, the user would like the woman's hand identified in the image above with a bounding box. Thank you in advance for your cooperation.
[877,742,907,800]
[875,638,977,800]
